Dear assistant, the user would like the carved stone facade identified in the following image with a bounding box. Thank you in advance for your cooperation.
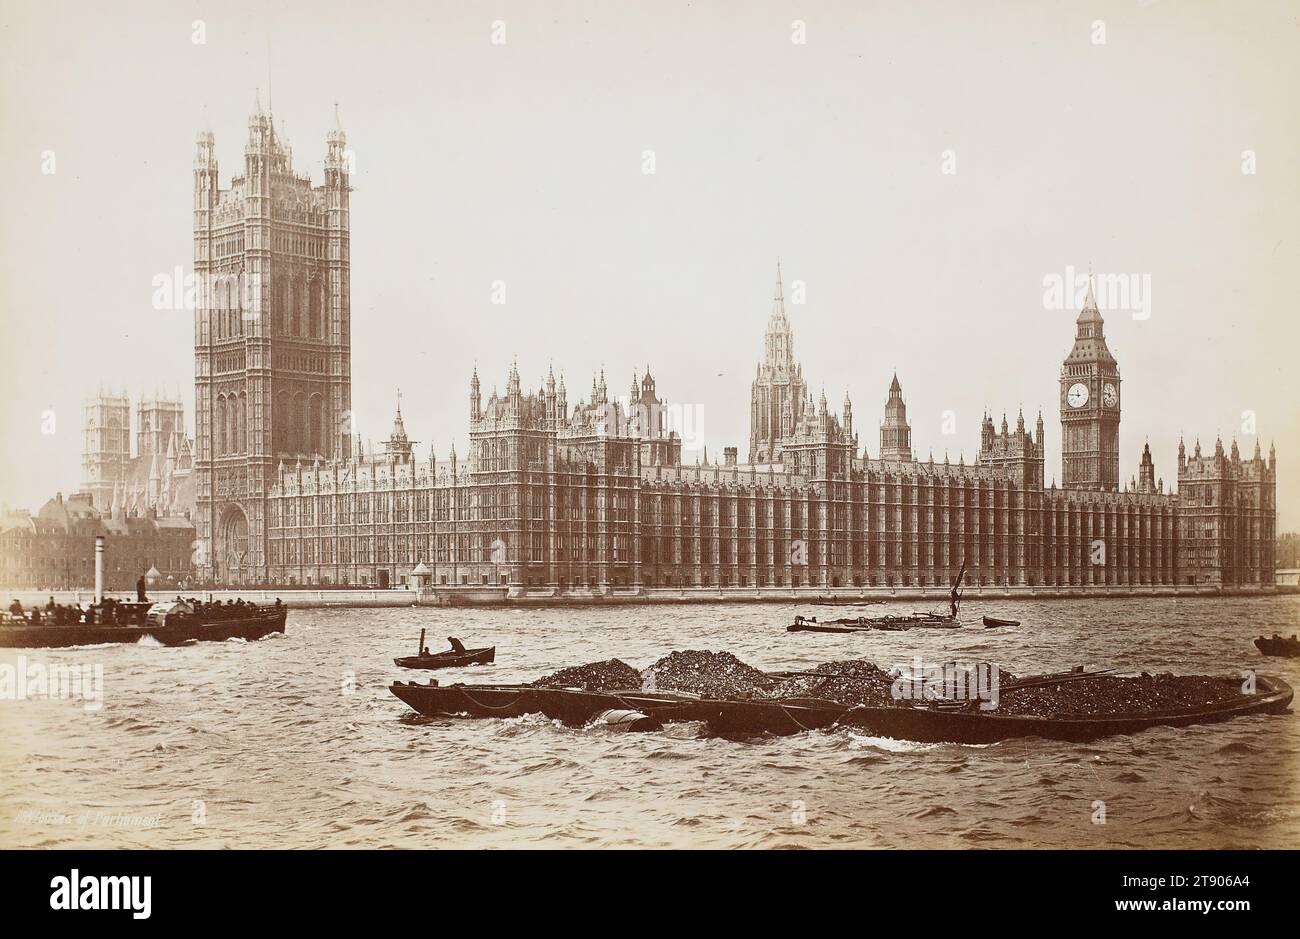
[1176,436,1277,586]
[193,100,352,583]
[256,286,1275,590]
[184,108,1274,591]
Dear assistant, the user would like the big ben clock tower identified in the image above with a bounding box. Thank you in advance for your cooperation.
[1060,280,1121,490]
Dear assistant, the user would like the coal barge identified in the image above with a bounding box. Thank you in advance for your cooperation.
[389,675,1293,744]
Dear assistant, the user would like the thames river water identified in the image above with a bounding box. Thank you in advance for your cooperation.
[1,596,1297,849]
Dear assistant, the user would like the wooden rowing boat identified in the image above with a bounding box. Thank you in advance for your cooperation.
[393,646,496,669]
[1255,636,1300,658]
[982,615,1020,628]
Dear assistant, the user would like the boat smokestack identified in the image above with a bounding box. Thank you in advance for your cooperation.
[94,535,105,605]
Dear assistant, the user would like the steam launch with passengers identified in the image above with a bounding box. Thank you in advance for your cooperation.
[0,535,286,649]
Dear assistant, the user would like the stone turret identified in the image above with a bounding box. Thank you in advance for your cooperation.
[383,391,415,466]
[978,401,1045,488]
[1137,440,1156,492]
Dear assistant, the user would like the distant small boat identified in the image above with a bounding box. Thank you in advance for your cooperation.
[788,613,960,633]
[1255,636,1300,658]
[982,616,1020,628]
[788,564,969,635]
[787,622,867,634]
[394,646,495,670]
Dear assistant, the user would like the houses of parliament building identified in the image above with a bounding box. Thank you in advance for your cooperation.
[191,102,1277,592]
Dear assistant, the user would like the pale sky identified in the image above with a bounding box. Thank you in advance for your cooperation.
[1,1,1297,525]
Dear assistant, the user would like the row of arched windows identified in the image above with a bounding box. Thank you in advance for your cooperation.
[207,274,329,341]
[212,277,247,341]
[215,392,247,455]
[213,308,245,341]
[274,276,326,339]
[274,390,327,456]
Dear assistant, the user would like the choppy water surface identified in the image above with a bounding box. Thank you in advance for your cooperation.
[1,597,1297,848]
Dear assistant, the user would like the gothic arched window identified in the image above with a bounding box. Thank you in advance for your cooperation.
[277,278,290,336]
[292,393,306,454]
[297,276,310,336]
[274,391,290,454]
[308,395,324,454]
[230,278,242,336]
[309,281,322,339]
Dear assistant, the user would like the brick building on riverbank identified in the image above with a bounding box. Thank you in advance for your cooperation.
[0,493,195,591]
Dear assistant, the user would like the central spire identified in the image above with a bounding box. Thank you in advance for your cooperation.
[391,388,407,439]
[750,260,809,464]
[1078,266,1103,327]
[769,260,787,324]
[763,260,794,371]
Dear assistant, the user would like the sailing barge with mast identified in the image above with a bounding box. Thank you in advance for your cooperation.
[787,562,969,633]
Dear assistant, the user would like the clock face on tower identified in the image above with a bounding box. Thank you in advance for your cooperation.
[1102,383,1118,408]
[1067,382,1089,408]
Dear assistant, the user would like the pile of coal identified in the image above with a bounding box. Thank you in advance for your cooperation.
[762,659,896,707]
[529,651,1245,719]
[997,674,1243,717]
[531,659,643,692]
[885,663,1020,699]
[641,650,779,698]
